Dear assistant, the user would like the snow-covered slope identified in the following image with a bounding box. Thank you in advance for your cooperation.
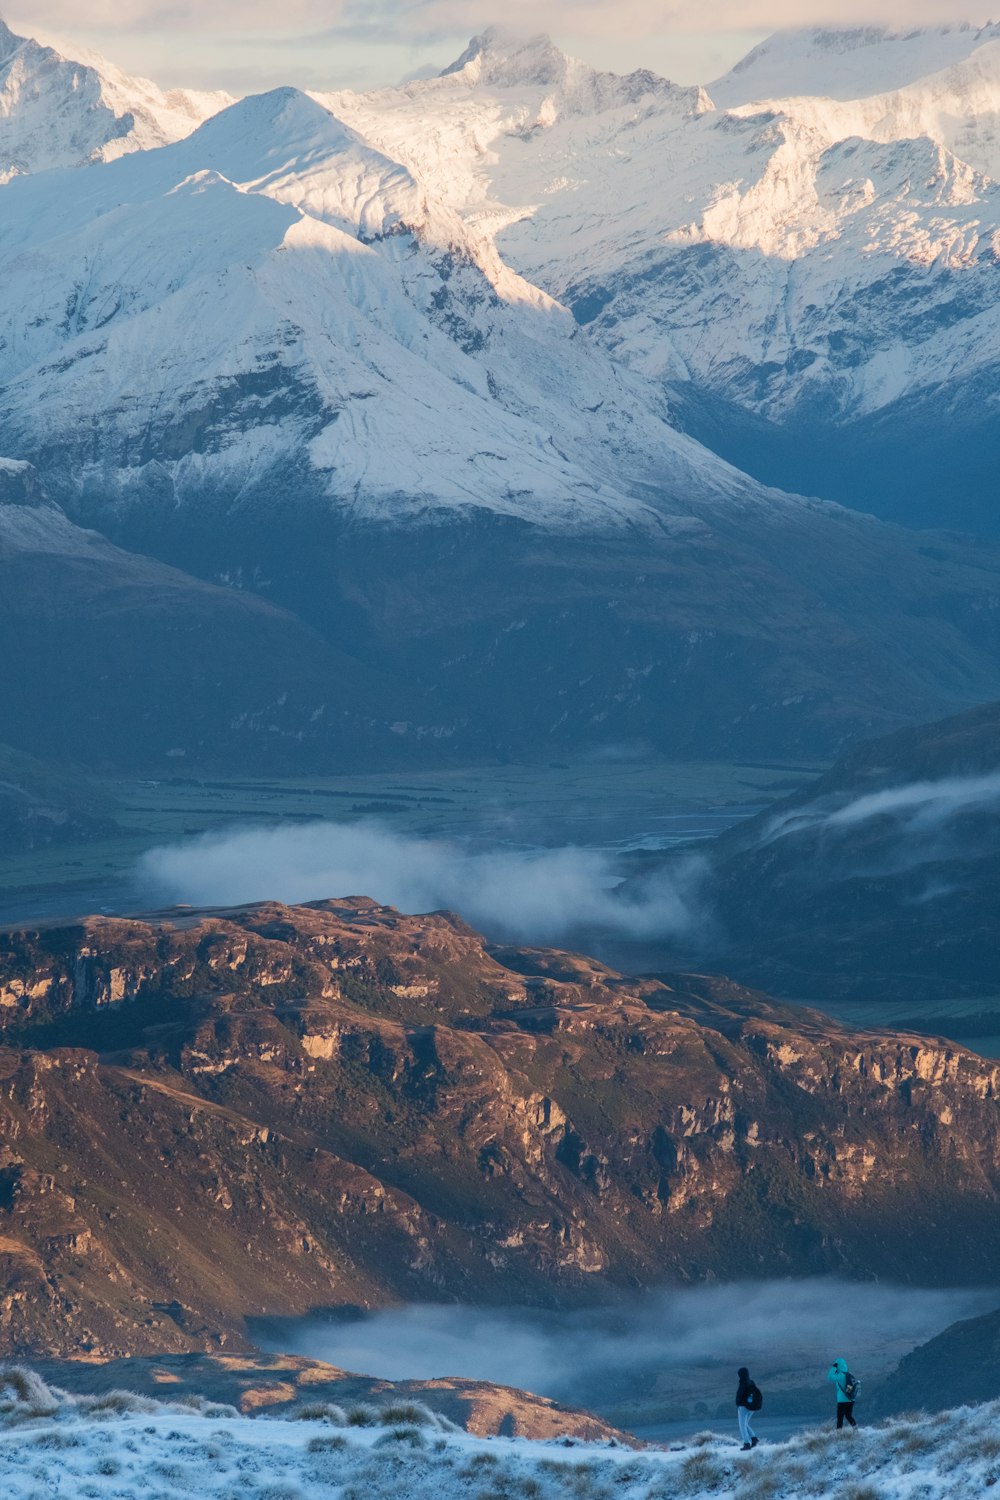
[0,79,776,531]
[1,23,1000,762]
[0,18,230,181]
[710,23,1000,108]
[2,1368,1000,1500]
[325,26,1000,531]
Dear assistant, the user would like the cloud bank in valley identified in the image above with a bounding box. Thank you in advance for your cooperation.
[139,820,706,945]
[266,1280,999,1407]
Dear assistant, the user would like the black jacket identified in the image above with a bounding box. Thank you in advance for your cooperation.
[736,1370,753,1409]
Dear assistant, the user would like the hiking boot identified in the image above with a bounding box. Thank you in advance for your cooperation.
[741,1443,752,1451]
[751,1437,759,1448]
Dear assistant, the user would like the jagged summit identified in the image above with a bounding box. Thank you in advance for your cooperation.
[0,14,230,180]
[441,26,571,86]
[437,23,687,112]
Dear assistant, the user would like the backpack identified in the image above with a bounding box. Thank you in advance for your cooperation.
[843,1373,860,1401]
[747,1382,764,1411]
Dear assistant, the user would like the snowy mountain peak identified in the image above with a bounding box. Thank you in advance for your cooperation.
[441,27,571,88]
[0,15,231,181]
[713,21,1000,105]
[437,24,690,115]
[0,16,22,61]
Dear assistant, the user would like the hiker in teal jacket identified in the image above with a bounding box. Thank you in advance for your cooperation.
[827,1358,858,1429]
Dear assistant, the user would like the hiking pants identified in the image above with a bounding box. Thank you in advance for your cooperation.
[738,1407,757,1444]
[837,1402,857,1429]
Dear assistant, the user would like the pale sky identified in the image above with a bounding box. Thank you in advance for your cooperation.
[4,2,994,94]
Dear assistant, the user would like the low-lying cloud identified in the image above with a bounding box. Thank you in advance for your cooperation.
[826,772,1000,831]
[139,820,706,945]
[264,1281,998,1412]
[763,771,1000,851]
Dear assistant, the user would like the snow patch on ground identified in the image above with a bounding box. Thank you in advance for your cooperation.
[2,1366,1000,1500]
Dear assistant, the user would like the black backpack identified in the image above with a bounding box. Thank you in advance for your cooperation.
[747,1382,764,1411]
[843,1373,860,1401]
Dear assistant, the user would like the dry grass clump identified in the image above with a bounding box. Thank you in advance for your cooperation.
[548,1462,613,1500]
[377,1400,436,1426]
[290,1400,348,1425]
[677,1449,727,1494]
[170,1393,240,1419]
[882,1422,936,1457]
[0,1365,60,1418]
[373,1424,428,1449]
[25,1428,81,1449]
[346,1403,380,1427]
[844,1486,883,1500]
[733,1465,781,1499]
[78,1389,161,1417]
[307,1432,348,1453]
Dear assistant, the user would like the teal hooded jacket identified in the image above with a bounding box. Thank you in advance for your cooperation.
[827,1359,851,1400]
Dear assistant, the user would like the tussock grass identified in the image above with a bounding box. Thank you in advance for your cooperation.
[346,1403,380,1427]
[374,1424,428,1449]
[79,1388,161,1417]
[377,1400,437,1427]
[0,1364,60,1418]
[307,1433,348,1453]
[290,1400,348,1425]
[678,1450,726,1492]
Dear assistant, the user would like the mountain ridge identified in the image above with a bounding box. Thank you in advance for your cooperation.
[0,15,229,181]
[2,898,1000,1357]
[325,21,1000,532]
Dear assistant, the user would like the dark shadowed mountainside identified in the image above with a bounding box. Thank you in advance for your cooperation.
[0,462,441,773]
[870,1304,1000,1415]
[640,700,1000,1004]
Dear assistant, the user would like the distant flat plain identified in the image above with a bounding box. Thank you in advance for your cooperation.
[0,755,821,927]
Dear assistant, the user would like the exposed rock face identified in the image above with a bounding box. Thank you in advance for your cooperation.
[0,899,998,1357]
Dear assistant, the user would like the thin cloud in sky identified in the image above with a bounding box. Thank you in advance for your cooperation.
[7,1,994,34]
[6,1,992,94]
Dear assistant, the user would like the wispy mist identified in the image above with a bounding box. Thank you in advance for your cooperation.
[139,820,707,945]
[827,772,1000,830]
[764,771,1000,853]
[265,1282,998,1407]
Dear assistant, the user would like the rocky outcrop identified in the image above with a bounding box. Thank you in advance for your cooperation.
[0,898,999,1358]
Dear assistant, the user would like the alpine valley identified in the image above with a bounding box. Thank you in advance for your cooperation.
[2,13,1000,1467]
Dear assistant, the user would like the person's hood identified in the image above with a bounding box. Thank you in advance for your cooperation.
[833,1358,848,1372]
[737,1367,750,1378]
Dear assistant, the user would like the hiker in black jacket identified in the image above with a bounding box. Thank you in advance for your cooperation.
[736,1367,761,1450]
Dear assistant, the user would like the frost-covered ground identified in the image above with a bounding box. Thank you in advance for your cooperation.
[2,1367,999,1500]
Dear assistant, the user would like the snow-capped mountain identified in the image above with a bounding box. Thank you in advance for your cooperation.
[0,82,750,534]
[0,19,999,767]
[325,25,1000,532]
[0,18,230,181]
